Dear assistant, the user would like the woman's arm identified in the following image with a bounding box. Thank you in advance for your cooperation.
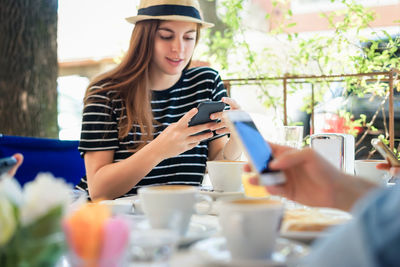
[208,97,242,161]
[85,108,216,200]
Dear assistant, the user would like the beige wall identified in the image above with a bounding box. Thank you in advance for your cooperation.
[58,57,116,79]
[252,1,400,33]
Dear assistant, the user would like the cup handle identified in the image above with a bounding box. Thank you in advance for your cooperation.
[195,194,213,215]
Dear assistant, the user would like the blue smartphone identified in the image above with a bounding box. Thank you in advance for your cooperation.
[224,110,286,185]
[0,156,18,175]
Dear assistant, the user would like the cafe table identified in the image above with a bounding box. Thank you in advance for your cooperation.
[101,194,314,266]
[63,175,349,266]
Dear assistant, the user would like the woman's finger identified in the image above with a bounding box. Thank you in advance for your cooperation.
[222,97,240,110]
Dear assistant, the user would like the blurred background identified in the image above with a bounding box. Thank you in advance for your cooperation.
[1,0,399,158]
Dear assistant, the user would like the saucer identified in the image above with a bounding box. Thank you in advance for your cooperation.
[180,220,218,246]
[280,231,326,243]
[130,215,218,247]
[99,199,134,214]
[280,207,351,243]
[199,188,245,200]
[192,237,309,266]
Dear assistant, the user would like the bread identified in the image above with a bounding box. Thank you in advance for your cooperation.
[282,208,350,232]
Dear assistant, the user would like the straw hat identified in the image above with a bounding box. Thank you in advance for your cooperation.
[125,0,214,28]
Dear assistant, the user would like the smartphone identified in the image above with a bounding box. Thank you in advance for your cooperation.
[188,101,226,127]
[0,156,18,175]
[371,138,400,167]
[224,110,286,186]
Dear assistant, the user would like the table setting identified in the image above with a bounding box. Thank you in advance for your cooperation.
[98,188,313,267]
[0,153,360,267]
[87,161,354,267]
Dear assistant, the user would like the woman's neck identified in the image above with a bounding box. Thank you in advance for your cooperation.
[149,70,182,91]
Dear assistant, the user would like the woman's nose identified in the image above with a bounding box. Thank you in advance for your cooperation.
[171,38,183,53]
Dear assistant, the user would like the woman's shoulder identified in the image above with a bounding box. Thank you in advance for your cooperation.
[184,66,220,78]
[87,80,119,99]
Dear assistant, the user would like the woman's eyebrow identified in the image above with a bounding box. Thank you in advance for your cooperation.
[158,28,196,34]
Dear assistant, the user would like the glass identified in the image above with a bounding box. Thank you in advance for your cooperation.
[280,126,304,149]
[242,172,269,198]
[66,250,128,267]
[128,229,178,266]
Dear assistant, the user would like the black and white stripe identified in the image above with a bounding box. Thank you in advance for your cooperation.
[78,67,228,197]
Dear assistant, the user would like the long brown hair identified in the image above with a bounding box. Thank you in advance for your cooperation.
[84,20,200,150]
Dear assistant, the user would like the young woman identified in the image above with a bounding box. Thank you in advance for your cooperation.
[77,0,242,200]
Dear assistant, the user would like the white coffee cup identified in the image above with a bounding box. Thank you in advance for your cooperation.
[138,185,212,236]
[206,160,246,192]
[218,198,284,260]
[354,159,388,184]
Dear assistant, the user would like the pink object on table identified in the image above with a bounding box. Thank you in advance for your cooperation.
[99,217,130,267]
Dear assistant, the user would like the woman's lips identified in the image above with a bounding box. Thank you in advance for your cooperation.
[166,57,184,66]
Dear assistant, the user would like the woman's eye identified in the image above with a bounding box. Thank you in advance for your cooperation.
[160,35,173,40]
[184,37,195,41]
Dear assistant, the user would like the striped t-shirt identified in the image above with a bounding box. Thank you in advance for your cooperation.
[77,67,228,197]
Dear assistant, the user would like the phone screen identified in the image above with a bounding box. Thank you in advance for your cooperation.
[227,111,285,185]
[0,156,17,175]
[232,120,273,174]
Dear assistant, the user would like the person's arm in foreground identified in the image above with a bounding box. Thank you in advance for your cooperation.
[302,182,400,267]
[85,108,216,200]
[248,143,377,211]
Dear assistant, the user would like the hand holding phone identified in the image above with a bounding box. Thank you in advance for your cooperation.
[371,138,400,167]
[224,110,286,186]
[188,101,225,136]
[188,101,226,127]
[0,156,18,175]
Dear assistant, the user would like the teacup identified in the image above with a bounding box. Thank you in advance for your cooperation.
[354,159,388,184]
[206,160,246,192]
[138,185,212,236]
[218,198,284,260]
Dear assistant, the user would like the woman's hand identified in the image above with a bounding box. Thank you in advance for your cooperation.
[207,97,240,135]
[247,143,376,211]
[153,108,216,159]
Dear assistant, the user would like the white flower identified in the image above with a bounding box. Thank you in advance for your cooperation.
[0,175,23,206]
[20,173,72,226]
[0,195,17,246]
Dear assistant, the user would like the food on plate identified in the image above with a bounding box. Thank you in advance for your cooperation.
[282,208,351,232]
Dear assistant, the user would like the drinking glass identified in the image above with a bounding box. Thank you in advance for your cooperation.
[280,126,304,149]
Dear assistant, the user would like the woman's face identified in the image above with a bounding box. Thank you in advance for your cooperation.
[151,20,197,77]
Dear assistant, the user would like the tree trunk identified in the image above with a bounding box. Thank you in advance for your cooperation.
[0,0,58,138]
[199,0,227,37]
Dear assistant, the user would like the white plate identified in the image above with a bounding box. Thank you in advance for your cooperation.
[99,199,135,214]
[280,207,352,242]
[192,237,309,266]
[181,220,218,246]
[117,195,218,215]
[129,215,218,247]
[279,231,326,243]
[199,189,245,200]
